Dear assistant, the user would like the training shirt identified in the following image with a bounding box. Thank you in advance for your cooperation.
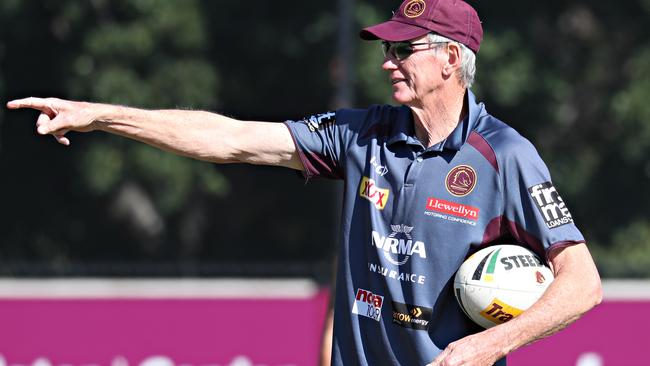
[284,90,584,365]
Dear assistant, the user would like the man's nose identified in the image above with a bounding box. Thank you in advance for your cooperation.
[382,57,398,71]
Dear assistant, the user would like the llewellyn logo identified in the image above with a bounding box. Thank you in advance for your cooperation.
[359,176,389,210]
[425,197,479,221]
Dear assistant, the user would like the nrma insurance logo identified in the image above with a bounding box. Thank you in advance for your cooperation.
[351,288,384,322]
[372,225,427,265]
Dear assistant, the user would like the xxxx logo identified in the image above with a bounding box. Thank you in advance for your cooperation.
[359,176,390,210]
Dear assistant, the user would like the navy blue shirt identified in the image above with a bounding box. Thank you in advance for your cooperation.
[284,91,584,365]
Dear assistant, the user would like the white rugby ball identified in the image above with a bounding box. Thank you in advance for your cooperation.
[453,244,554,329]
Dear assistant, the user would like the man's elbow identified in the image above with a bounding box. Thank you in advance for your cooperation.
[554,243,603,312]
[589,276,603,308]
[581,270,603,312]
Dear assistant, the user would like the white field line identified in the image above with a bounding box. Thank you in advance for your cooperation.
[0,278,319,299]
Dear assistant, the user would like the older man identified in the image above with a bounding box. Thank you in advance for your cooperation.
[8,0,601,364]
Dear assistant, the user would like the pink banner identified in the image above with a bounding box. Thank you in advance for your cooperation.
[0,292,330,366]
[510,301,650,365]
[0,285,646,366]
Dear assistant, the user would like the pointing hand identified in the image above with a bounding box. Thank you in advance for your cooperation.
[7,97,100,145]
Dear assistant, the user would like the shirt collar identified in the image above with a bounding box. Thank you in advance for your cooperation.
[387,105,417,146]
[387,90,484,151]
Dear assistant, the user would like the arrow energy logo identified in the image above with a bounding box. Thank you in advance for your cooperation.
[391,301,432,330]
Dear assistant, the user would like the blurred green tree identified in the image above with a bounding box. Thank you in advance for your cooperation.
[0,0,229,269]
[0,0,340,277]
[0,0,648,278]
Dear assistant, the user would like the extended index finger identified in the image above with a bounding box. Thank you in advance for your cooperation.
[6,97,51,111]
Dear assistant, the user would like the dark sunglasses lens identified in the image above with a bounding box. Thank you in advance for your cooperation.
[382,42,413,60]
[381,42,391,58]
[394,43,413,60]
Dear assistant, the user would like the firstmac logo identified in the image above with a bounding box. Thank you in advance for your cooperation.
[528,182,573,229]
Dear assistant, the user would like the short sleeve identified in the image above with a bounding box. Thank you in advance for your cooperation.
[500,137,585,259]
[284,111,347,180]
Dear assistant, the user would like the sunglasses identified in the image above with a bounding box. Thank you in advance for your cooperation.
[381,41,447,61]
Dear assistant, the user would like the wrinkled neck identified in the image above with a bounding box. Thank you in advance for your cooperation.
[410,88,468,148]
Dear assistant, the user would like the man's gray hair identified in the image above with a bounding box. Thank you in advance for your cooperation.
[427,33,477,89]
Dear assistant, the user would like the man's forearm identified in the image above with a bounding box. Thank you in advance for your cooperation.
[93,104,246,164]
[7,97,302,169]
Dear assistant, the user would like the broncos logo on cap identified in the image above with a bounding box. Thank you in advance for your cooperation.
[404,0,426,18]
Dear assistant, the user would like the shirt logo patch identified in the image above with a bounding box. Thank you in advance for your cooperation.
[445,165,477,197]
[351,288,384,322]
[372,224,427,265]
[528,182,574,229]
[403,0,426,18]
[302,112,335,132]
[391,301,432,330]
[359,177,389,210]
[368,262,427,285]
[370,156,389,176]
[425,197,480,221]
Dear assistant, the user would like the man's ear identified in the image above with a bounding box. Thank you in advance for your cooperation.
[442,43,462,78]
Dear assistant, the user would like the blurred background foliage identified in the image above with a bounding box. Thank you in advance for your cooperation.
[0,0,648,279]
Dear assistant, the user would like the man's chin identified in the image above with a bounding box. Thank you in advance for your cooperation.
[391,93,413,105]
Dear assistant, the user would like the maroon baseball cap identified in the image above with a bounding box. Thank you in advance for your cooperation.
[360,0,483,53]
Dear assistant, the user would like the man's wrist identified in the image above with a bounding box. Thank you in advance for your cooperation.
[92,103,125,131]
[483,323,518,358]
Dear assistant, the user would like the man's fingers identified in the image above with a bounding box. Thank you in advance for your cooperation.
[52,128,71,146]
[8,97,45,109]
[7,97,57,115]
[36,113,65,135]
[36,112,71,145]
[36,112,52,135]
[53,134,71,146]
